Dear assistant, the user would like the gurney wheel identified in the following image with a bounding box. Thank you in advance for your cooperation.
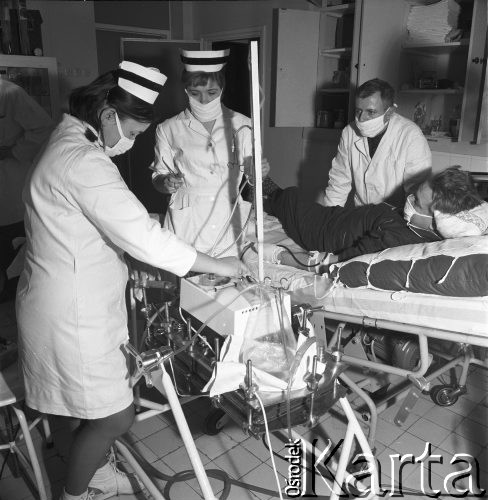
[203,409,228,435]
[430,385,458,406]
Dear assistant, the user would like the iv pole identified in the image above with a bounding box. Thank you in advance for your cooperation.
[250,40,265,282]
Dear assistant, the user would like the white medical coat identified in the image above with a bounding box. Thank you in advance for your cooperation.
[16,114,197,419]
[151,106,252,257]
[324,113,431,207]
[0,80,53,226]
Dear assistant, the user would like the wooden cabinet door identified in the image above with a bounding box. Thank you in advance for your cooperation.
[356,0,407,90]
[273,9,320,127]
[460,0,487,144]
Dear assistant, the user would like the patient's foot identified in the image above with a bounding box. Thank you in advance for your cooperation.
[262,177,282,196]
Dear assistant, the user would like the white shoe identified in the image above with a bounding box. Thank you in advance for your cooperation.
[59,489,95,500]
[88,449,145,499]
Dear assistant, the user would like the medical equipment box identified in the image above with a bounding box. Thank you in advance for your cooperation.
[180,275,291,338]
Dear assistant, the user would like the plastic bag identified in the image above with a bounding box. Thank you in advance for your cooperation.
[239,286,297,380]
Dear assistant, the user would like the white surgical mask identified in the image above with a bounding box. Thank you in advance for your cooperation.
[404,193,433,229]
[104,112,135,157]
[355,109,390,138]
[187,92,223,122]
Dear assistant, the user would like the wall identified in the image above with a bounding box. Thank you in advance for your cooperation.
[191,0,487,197]
[191,0,330,197]
[26,0,98,113]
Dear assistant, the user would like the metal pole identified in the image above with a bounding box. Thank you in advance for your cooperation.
[250,40,264,282]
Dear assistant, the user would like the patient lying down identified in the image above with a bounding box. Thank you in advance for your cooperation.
[263,166,488,271]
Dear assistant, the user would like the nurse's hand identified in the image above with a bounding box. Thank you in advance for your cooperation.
[191,253,250,279]
[216,257,250,279]
[163,174,185,194]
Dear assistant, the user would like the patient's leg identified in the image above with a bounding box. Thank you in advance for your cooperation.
[265,187,389,254]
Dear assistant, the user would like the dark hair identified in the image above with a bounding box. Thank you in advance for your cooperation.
[181,69,225,90]
[69,70,154,140]
[357,78,395,108]
[430,166,483,214]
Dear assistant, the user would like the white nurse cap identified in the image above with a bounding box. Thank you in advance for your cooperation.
[180,49,230,73]
[117,61,167,104]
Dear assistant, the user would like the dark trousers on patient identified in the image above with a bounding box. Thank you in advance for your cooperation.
[266,187,440,262]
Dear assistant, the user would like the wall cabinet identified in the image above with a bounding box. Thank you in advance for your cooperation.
[0,55,59,120]
[396,0,487,147]
[272,0,405,128]
[272,0,487,151]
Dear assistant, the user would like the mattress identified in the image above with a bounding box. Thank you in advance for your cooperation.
[253,214,488,344]
[322,285,488,343]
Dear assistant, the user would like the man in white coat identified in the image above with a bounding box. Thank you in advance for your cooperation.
[0,79,53,301]
[323,78,431,209]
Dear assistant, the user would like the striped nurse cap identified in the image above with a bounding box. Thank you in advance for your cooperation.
[180,49,230,73]
[117,61,167,104]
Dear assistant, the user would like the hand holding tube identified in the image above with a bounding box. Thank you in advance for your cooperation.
[243,157,271,185]
[191,252,250,279]
[163,173,185,194]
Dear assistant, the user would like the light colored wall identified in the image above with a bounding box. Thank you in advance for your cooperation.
[191,0,330,196]
[26,0,98,113]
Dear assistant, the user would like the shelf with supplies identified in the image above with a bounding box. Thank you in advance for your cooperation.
[396,0,487,147]
[399,89,463,94]
[321,2,355,16]
[273,1,406,130]
[402,40,470,54]
[319,47,352,58]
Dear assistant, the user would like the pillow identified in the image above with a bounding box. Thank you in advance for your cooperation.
[330,235,488,297]
[434,202,488,239]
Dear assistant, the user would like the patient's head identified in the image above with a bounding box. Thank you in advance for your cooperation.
[429,166,487,238]
[404,176,434,230]
[404,166,483,233]
[429,166,482,214]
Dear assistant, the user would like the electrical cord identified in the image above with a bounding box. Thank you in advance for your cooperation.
[117,436,285,499]
[255,392,284,500]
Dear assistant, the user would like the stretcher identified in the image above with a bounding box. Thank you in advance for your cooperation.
[252,213,488,452]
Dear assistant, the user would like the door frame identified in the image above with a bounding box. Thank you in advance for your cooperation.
[200,26,266,127]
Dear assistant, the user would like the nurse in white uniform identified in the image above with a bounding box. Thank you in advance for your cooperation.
[151,49,269,258]
[16,61,246,500]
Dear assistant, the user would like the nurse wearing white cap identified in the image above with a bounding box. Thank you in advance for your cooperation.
[16,61,247,500]
[151,48,270,257]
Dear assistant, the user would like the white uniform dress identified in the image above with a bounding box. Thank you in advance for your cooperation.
[151,106,252,257]
[324,113,431,207]
[16,114,197,419]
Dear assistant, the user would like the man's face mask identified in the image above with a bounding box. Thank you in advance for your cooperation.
[104,112,135,157]
[355,108,391,138]
[403,193,433,230]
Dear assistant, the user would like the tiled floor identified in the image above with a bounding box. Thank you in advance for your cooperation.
[1,298,487,499]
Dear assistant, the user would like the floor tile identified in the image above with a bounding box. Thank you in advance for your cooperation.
[374,420,406,447]
[437,432,483,458]
[163,442,212,472]
[406,417,453,445]
[129,413,169,440]
[193,429,238,461]
[422,404,466,430]
[454,417,488,447]
[238,462,284,500]
[212,445,261,479]
[140,425,183,458]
